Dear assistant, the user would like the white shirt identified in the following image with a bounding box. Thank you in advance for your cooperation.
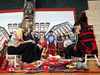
[32,35,34,39]
[64,40,72,47]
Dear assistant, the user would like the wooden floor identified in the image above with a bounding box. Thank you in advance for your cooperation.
[0,60,100,75]
[0,72,100,75]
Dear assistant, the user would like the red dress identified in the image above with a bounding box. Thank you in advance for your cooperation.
[38,40,47,49]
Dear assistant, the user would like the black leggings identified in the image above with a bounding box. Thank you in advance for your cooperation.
[7,42,36,63]
[64,44,82,58]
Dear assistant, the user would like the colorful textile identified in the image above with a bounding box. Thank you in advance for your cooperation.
[38,40,47,49]
[47,35,56,57]
[47,35,55,43]
[47,42,57,57]
[75,25,98,56]
[70,37,76,42]
[0,56,9,70]
[8,28,24,47]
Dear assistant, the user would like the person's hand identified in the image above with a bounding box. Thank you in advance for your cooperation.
[72,42,75,44]
[50,42,52,43]
[28,39,35,44]
[38,45,43,50]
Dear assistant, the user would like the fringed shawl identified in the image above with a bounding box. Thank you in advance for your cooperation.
[75,25,98,57]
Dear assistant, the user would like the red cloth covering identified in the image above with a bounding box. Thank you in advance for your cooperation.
[23,63,37,69]
[0,56,9,70]
[47,43,57,57]
[39,61,63,68]
[38,40,47,49]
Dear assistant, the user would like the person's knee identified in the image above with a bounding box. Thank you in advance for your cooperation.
[27,42,34,47]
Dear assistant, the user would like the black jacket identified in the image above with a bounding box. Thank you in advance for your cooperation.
[25,34,38,44]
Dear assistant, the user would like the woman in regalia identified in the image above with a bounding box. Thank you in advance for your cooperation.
[65,20,98,61]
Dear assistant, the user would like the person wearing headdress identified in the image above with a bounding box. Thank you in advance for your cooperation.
[47,31,56,57]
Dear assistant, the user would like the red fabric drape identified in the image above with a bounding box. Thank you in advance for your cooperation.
[47,43,57,57]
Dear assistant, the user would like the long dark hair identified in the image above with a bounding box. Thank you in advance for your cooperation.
[72,27,76,33]
[29,29,33,34]
[57,33,62,41]
[74,20,88,27]
[65,35,70,39]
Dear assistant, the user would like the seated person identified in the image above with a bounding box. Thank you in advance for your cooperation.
[64,32,69,40]
[42,33,47,41]
[38,36,47,57]
[56,33,64,48]
[69,34,76,43]
[71,28,77,44]
[7,21,38,63]
[64,35,72,59]
[56,33,64,56]
[65,20,98,61]
[37,33,41,42]
[25,29,42,60]
[38,36,47,49]
[61,33,65,41]
[25,29,38,44]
